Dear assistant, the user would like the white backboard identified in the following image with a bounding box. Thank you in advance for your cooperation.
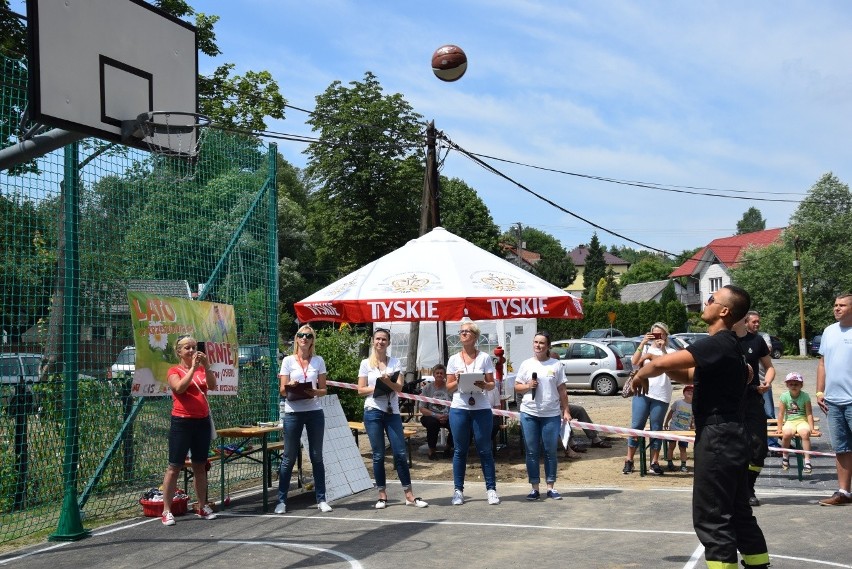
[27,0,198,155]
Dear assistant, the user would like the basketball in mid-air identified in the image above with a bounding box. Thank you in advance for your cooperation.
[431,45,467,82]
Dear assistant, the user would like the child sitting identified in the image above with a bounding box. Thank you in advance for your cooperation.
[776,372,815,474]
[663,384,694,472]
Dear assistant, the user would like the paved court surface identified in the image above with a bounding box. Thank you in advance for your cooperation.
[1,479,849,569]
[3,357,848,569]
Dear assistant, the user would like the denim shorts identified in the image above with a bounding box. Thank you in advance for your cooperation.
[825,402,852,454]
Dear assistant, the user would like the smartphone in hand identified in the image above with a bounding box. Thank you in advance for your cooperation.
[196,341,206,353]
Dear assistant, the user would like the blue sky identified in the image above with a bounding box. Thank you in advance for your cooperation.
[193,0,852,255]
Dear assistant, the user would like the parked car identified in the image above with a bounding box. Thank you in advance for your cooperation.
[670,333,709,349]
[583,328,625,339]
[808,334,821,356]
[108,346,136,379]
[768,336,783,359]
[238,344,266,367]
[0,352,42,413]
[550,339,632,396]
[631,335,684,352]
[599,337,640,358]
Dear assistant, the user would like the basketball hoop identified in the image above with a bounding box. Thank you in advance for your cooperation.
[122,111,211,182]
[121,111,211,159]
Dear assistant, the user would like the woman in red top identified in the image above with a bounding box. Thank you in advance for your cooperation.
[160,335,218,526]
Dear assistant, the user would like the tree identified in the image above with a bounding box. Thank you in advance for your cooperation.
[304,72,424,277]
[732,173,852,346]
[439,177,501,255]
[736,207,766,235]
[594,267,620,303]
[501,226,576,288]
[618,257,674,286]
[582,233,606,300]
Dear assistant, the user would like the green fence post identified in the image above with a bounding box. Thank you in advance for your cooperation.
[49,141,90,541]
[267,143,279,421]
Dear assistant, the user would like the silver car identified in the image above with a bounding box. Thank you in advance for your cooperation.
[550,339,633,396]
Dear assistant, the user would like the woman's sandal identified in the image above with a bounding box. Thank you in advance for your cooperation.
[780,458,789,471]
[803,462,812,474]
[405,497,429,508]
[375,498,387,509]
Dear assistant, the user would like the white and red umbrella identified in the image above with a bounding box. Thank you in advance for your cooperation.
[295,227,583,323]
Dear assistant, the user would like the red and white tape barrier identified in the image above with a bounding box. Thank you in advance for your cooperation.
[325,380,835,458]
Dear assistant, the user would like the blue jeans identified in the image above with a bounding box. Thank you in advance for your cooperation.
[449,407,496,491]
[627,395,668,450]
[363,407,412,490]
[762,387,779,447]
[278,410,326,504]
[825,402,852,454]
[520,413,561,485]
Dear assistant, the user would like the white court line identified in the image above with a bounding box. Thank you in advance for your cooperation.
[683,545,704,569]
[221,540,363,568]
[0,542,68,565]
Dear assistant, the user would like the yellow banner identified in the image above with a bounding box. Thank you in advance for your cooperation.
[127,292,239,396]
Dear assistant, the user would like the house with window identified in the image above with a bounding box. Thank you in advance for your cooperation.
[668,228,784,311]
[564,246,630,295]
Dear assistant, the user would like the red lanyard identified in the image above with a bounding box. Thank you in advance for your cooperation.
[298,357,311,383]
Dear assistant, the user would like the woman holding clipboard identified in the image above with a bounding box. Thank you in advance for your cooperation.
[275,324,332,514]
[357,327,429,509]
[446,321,499,506]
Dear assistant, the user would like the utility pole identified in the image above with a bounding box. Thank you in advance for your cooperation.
[794,236,807,356]
[407,121,444,374]
[516,222,523,267]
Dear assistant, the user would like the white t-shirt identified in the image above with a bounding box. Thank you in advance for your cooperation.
[278,355,326,413]
[638,345,673,403]
[515,357,566,417]
[819,322,852,405]
[359,357,403,414]
[446,351,495,411]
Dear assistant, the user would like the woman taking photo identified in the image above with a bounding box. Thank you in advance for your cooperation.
[275,325,333,514]
[446,321,499,506]
[623,322,674,475]
[160,335,218,526]
[515,331,571,500]
[358,327,428,509]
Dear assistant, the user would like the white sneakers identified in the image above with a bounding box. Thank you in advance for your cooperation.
[161,511,175,526]
[405,497,429,508]
[487,489,501,505]
[451,489,464,505]
[318,501,333,512]
[196,504,218,520]
[274,502,287,514]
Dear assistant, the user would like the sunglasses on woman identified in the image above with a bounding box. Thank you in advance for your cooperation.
[296,332,314,339]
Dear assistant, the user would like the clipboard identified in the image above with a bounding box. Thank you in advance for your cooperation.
[286,381,314,402]
[373,370,399,397]
[457,372,484,393]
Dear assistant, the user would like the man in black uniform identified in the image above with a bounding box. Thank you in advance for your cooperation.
[628,285,769,569]
[735,315,775,507]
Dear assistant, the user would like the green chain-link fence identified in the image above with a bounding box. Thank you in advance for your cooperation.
[1,54,279,544]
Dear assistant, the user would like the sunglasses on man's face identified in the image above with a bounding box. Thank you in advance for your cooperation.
[296,332,314,339]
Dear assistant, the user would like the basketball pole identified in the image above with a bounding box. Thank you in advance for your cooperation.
[0,128,84,171]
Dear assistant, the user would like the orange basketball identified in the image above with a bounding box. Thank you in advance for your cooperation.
[431,45,467,82]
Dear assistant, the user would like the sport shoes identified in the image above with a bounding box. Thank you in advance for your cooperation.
[667,460,676,472]
[487,489,500,505]
[318,501,333,512]
[274,502,287,514]
[650,462,665,476]
[622,460,634,474]
[680,462,688,472]
[196,504,217,520]
[451,489,464,506]
[526,490,540,501]
[819,491,852,506]
[546,489,562,501]
[161,511,175,526]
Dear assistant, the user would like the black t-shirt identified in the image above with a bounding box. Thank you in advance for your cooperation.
[738,332,769,388]
[686,330,749,423]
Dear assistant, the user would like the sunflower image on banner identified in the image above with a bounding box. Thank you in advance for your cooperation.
[127,292,239,396]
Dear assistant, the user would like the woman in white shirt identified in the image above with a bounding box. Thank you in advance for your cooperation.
[357,327,428,509]
[623,321,674,476]
[515,331,571,500]
[275,325,331,514]
[446,321,499,506]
